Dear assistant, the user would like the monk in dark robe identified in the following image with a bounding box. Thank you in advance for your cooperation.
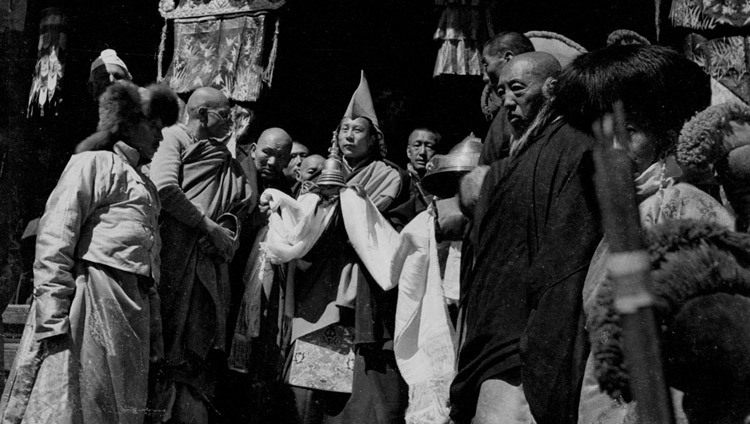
[150,87,253,423]
[451,52,603,424]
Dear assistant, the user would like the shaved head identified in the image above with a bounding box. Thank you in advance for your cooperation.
[187,87,229,118]
[297,154,325,183]
[185,87,231,139]
[252,127,293,184]
[496,52,561,135]
[504,52,561,82]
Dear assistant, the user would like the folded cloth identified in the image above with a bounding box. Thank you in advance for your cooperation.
[393,209,458,424]
[261,190,336,264]
[340,188,402,291]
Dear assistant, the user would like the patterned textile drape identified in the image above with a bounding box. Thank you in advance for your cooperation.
[670,0,750,104]
[159,0,284,102]
[166,14,276,102]
[27,8,67,118]
[433,0,488,77]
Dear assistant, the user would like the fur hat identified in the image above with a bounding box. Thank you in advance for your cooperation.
[97,80,143,136]
[140,83,179,127]
[590,220,750,403]
[677,102,750,173]
[75,81,144,153]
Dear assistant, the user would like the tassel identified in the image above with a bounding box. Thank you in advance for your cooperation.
[157,19,168,82]
[263,17,280,88]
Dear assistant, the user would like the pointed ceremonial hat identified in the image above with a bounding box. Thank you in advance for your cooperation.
[343,70,379,127]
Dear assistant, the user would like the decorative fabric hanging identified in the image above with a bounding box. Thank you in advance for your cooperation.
[159,0,284,20]
[433,0,487,77]
[27,8,68,118]
[670,0,750,105]
[158,0,284,102]
[671,0,750,29]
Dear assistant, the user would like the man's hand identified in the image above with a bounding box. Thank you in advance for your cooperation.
[199,216,234,255]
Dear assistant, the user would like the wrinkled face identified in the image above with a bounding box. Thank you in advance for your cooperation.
[496,60,547,134]
[406,130,439,174]
[284,142,310,180]
[252,136,292,183]
[338,117,374,163]
[296,156,325,183]
[204,101,232,140]
[482,47,508,86]
[128,118,164,163]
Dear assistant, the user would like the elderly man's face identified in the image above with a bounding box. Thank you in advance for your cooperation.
[204,99,232,140]
[496,59,547,134]
[406,130,438,175]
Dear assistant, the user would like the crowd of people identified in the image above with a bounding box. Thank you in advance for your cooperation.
[0,29,750,424]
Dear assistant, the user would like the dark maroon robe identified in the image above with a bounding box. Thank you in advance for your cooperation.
[451,120,602,424]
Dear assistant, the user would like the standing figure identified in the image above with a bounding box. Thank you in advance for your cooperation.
[150,87,253,423]
[286,71,409,424]
[0,82,173,424]
[451,51,599,424]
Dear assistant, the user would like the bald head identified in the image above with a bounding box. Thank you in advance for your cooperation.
[505,52,561,81]
[297,154,325,183]
[187,87,228,117]
[186,87,231,139]
[252,127,293,184]
[497,52,561,134]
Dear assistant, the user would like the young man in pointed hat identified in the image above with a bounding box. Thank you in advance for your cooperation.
[278,72,410,423]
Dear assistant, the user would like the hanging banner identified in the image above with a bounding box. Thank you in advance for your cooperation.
[27,8,68,118]
[165,13,278,102]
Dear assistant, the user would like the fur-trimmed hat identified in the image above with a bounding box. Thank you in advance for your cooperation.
[676,102,750,174]
[590,220,750,405]
[97,80,143,136]
[140,83,179,127]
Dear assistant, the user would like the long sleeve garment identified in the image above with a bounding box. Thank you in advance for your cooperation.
[451,120,602,424]
[0,142,162,424]
[150,125,253,372]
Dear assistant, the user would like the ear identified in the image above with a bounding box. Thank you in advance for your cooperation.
[249,142,257,160]
[503,51,514,63]
[542,77,557,100]
[295,167,302,182]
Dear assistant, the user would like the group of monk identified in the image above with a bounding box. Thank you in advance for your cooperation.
[2,28,750,424]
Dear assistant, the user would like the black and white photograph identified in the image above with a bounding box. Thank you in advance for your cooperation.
[1,0,750,423]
